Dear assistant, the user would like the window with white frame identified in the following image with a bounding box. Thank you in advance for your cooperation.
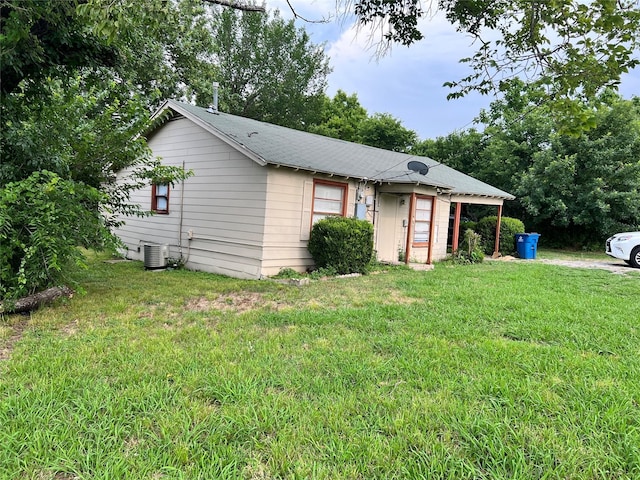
[312,180,347,224]
[413,197,432,243]
[152,184,170,214]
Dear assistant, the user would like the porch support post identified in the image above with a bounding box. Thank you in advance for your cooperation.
[494,203,503,257]
[405,193,416,265]
[452,201,462,252]
[427,195,437,265]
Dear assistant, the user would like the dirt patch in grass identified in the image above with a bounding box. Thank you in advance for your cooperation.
[184,285,418,315]
[52,474,78,480]
[32,472,79,480]
[60,320,79,337]
[186,292,269,313]
[243,461,274,480]
[0,314,30,361]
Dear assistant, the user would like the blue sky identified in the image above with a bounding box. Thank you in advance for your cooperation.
[270,1,640,141]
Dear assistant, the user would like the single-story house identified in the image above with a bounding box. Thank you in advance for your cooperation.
[115,99,514,278]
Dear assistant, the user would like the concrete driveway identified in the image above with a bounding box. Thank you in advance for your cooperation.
[491,255,638,275]
[536,258,638,275]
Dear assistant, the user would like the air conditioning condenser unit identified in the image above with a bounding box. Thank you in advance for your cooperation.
[143,244,168,269]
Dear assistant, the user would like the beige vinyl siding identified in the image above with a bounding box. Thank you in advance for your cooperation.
[182,237,263,279]
[261,168,357,276]
[114,117,268,279]
[114,170,183,260]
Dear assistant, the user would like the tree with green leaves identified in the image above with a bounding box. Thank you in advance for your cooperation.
[0,0,210,299]
[208,8,330,130]
[308,90,368,142]
[412,129,485,174]
[358,112,418,153]
[420,82,640,246]
[0,0,334,300]
[516,94,640,245]
[308,90,417,152]
[0,0,117,95]
[348,0,640,134]
[0,74,191,300]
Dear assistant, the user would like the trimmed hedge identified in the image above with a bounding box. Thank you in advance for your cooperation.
[476,216,525,256]
[308,216,374,274]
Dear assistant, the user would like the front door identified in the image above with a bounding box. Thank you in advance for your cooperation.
[375,193,409,263]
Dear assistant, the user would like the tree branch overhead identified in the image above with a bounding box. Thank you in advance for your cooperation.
[201,0,266,12]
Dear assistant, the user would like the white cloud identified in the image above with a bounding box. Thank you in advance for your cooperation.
[323,13,491,138]
[254,5,493,137]
[265,3,640,139]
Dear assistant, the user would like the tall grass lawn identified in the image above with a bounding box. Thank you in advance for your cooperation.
[1,255,639,479]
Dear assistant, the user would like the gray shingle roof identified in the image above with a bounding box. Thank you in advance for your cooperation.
[161,100,514,200]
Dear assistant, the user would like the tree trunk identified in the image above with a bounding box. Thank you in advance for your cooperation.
[0,286,74,314]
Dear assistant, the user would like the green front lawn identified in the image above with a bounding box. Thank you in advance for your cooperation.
[1,255,638,479]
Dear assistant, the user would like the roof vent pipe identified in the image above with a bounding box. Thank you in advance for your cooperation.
[207,82,220,114]
[212,82,219,112]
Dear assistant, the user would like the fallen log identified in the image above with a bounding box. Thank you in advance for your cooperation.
[0,286,74,314]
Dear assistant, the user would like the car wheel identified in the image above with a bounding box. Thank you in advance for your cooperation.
[630,246,640,268]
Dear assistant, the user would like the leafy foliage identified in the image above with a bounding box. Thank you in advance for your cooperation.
[458,220,477,243]
[272,267,304,279]
[350,0,640,133]
[516,96,640,245]
[0,0,202,299]
[209,8,330,130]
[308,90,417,152]
[354,0,425,50]
[308,90,368,142]
[476,216,525,256]
[451,229,484,264]
[418,83,640,247]
[0,0,118,95]
[0,171,113,299]
[1,0,329,299]
[358,113,418,152]
[308,217,374,274]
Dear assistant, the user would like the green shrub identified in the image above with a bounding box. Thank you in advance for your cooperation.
[0,171,115,300]
[476,216,525,256]
[308,266,338,279]
[451,229,485,264]
[459,220,477,242]
[308,216,374,275]
[272,267,303,279]
[460,220,477,231]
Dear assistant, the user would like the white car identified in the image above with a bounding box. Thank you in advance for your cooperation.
[606,231,640,268]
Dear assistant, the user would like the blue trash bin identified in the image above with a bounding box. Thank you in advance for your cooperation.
[515,233,540,259]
